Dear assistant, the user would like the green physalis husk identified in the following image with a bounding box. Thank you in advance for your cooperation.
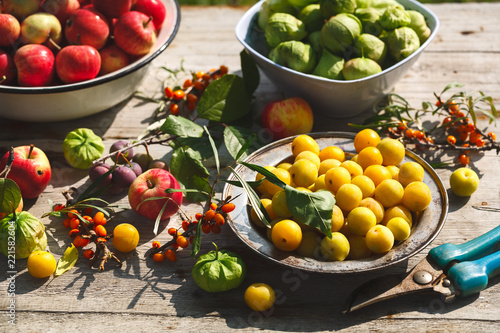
[192,243,246,293]
[0,211,47,259]
[63,128,104,169]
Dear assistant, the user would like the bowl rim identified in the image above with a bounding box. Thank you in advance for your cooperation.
[0,0,181,95]
[235,0,440,84]
[223,131,449,274]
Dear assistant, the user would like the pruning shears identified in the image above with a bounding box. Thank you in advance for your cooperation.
[343,225,500,314]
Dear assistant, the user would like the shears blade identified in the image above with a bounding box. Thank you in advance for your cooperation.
[343,256,455,314]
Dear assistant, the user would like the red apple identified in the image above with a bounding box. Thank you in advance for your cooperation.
[261,97,314,140]
[114,11,156,56]
[128,168,183,221]
[14,44,56,87]
[0,50,16,85]
[131,0,166,30]
[42,0,80,25]
[65,7,110,50]
[56,45,101,84]
[0,145,52,199]
[92,0,132,19]
[2,0,40,20]
[20,12,62,48]
[0,13,21,47]
[98,44,130,75]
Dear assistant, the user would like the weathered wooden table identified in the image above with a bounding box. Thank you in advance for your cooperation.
[1,3,500,332]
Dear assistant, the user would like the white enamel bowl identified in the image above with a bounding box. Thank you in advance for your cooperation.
[0,0,180,122]
[235,0,439,118]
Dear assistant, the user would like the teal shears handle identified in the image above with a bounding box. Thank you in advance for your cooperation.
[429,224,500,297]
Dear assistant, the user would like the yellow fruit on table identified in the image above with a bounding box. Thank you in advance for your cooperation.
[318,158,341,175]
[376,138,405,166]
[340,160,363,178]
[449,167,479,197]
[271,219,303,251]
[356,146,383,170]
[382,205,413,227]
[398,161,425,187]
[335,183,363,212]
[244,283,276,312]
[271,190,292,218]
[296,231,321,258]
[255,165,275,195]
[351,175,375,198]
[365,225,394,253]
[27,251,56,279]
[331,204,345,232]
[374,178,404,208]
[324,166,351,193]
[319,145,345,162]
[289,159,318,188]
[358,197,385,224]
[320,232,350,261]
[386,217,411,241]
[295,150,321,169]
[276,162,293,172]
[291,134,319,157]
[354,128,380,153]
[112,223,140,252]
[264,167,292,196]
[347,207,377,236]
[402,181,432,212]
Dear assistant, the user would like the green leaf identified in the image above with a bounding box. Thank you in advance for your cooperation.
[285,186,334,238]
[170,137,215,161]
[223,178,264,189]
[0,178,21,214]
[223,126,257,161]
[197,74,251,123]
[54,244,79,277]
[240,162,287,190]
[240,49,260,95]
[440,82,464,95]
[153,201,168,235]
[190,219,203,258]
[204,126,220,174]
[160,115,204,137]
[229,166,270,227]
[170,146,211,202]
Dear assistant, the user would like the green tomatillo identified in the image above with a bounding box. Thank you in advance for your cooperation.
[0,211,47,259]
[63,128,104,169]
[192,243,246,293]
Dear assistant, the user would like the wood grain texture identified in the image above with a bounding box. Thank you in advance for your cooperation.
[1,3,500,332]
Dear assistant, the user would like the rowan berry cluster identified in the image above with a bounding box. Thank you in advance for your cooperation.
[150,201,236,263]
[163,65,229,115]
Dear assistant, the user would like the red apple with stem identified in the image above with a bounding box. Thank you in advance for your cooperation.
[114,11,157,56]
[41,0,81,26]
[128,168,183,221]
[0,13,21,47]
[14,44,56,87]
[2,0,40,20]
[56,45,101,84]
[0,50,16,85]
[131,0,166,30]
[261,97,314,140]
[98,44,130,75]
[92,0,133,19]
[65,7,110,50]
[0,145,52,199]
[20,12,62,48]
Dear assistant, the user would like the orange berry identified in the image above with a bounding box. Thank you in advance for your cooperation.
[186,93,198,103]
[465,123,475,132]
[168,227,177,236]
[221,203,235,213]
[93,212,106,225]
[82,215,93,223]
[447,135,457,145]
[169,103,179,115]
[201,223,211,234]
[204,210,216,221]
[182,220,190,231]
[73,235,89,248]
[97,237,106,243]
[211,224,221,234]
[459,131,469,142]
[84,249,94,259]
[153,253,165,262]
[67,209,79,219]
[69,228,80,237]
[186,101,196,111]
[165,249,177,262]
[397,121,407,131]
[442,117,453,127]
[435,100,442,107]
[171,243,179,249]
[476,138,485,147]
[488,132,497,140]
[448,100,459,113]
[164,86,174,98]
[173,89,185,100]
[95,224,107,237]
[426,137,434,144]
[405,129,414,138]
[196,71,205,79]
[152,241,161,249]
[195,212,203,220]
[69,217,79,229]
[194,80,204,91]
[83,207,93,216]
[176,236,189,248]
[183,79,193,89]
[458,154,469,166]
[63,218,71,228]
[210,202,217,210]
[469,131,480,144]
[219,65,228,75]
[54,204,65,211]
[214,213,225,226]
[202,73,211,82]
[413,130,425,140]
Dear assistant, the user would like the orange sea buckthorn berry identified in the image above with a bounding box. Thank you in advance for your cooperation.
[153,253,165,262]
[426,137,434,144]
[164,86,174,98]
[219,65,228,75]
[195,212,203,221]
[397,121,407,131]
[447,135,457,145]
[196,71,205,79]
[168,227,177,236]
[152,241,161,249]
[186,93,198,103]
[67,209,79,219]
[201,223,211,234]
[95,225,107,237]
[194,80,204,91]
[442,117,453,127]
[469,131,480,144]
[210,202,217,210]
[63,218,71,228]
[413,130,425,140]
[171,243,179,249]
[449,101,459,113]
[182,220,190,231]
[458,154,469,166]
[83,249,94,260]
[69,217,80,229]
[214,213,225,226]
[183,79,193,89]
[465,123,475,132]
[82,215,93,223]
[169,103,180,115]
[176,236,189,248]
[69,229,80,237]
[221,203,235,213]
[202,73,211,82]
[435,100,442,107]
[211,224,221,234]
[405,129,414,138]
[476,138,485,147]
[204,209,216,221]
[165,249,177,262]
[173,89,185,100]
[74,235,90,248]
[93,212,106,225]
[456,111,465,118]
[488,132,497,140]
[459,131,469,142]
[54,204,65,211]
[83,207,93,216]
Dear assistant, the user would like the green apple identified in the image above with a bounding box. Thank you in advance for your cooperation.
[449,167,479,197]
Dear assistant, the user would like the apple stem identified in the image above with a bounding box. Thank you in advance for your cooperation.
[48,37,61,51]
[145,16,154,28]
[146,179,154,189]
[28,144,35,159]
